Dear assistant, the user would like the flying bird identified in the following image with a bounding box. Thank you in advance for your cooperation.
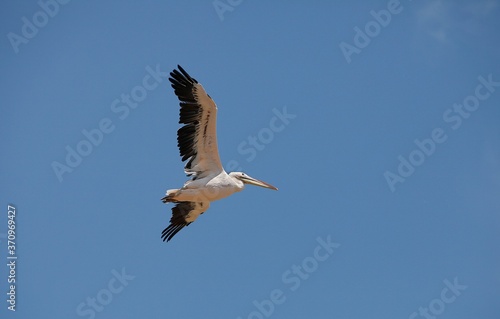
[161,65,278,242]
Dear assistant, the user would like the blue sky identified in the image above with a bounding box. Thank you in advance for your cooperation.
[1,1,499,318]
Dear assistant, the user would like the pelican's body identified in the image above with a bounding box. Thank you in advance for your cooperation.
[165,172,242,202]
[161,66,277,242]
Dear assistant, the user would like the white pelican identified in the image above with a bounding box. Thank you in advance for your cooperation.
[161,65,278,242]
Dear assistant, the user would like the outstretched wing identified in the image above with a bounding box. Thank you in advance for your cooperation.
[169,65,223,179]
[161,201,207,242]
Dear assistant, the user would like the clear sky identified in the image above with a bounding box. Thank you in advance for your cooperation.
[1,1,499,318]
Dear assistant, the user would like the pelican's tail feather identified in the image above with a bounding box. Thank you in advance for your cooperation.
[161,189,179,203]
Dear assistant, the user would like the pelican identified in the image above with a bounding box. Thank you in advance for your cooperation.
[161,65,278,242]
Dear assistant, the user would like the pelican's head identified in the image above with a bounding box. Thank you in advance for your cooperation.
[229,172,278,191]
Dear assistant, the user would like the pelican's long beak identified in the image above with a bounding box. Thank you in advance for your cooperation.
[241,175,278,190]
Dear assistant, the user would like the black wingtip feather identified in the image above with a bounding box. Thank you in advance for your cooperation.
[161,224,187,242]
[177,65,198,84]
[168,65,204,164]
[161,201,197,242]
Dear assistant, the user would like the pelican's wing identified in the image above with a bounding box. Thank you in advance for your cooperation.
[169,65,223,178]
[161,201,206,242]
